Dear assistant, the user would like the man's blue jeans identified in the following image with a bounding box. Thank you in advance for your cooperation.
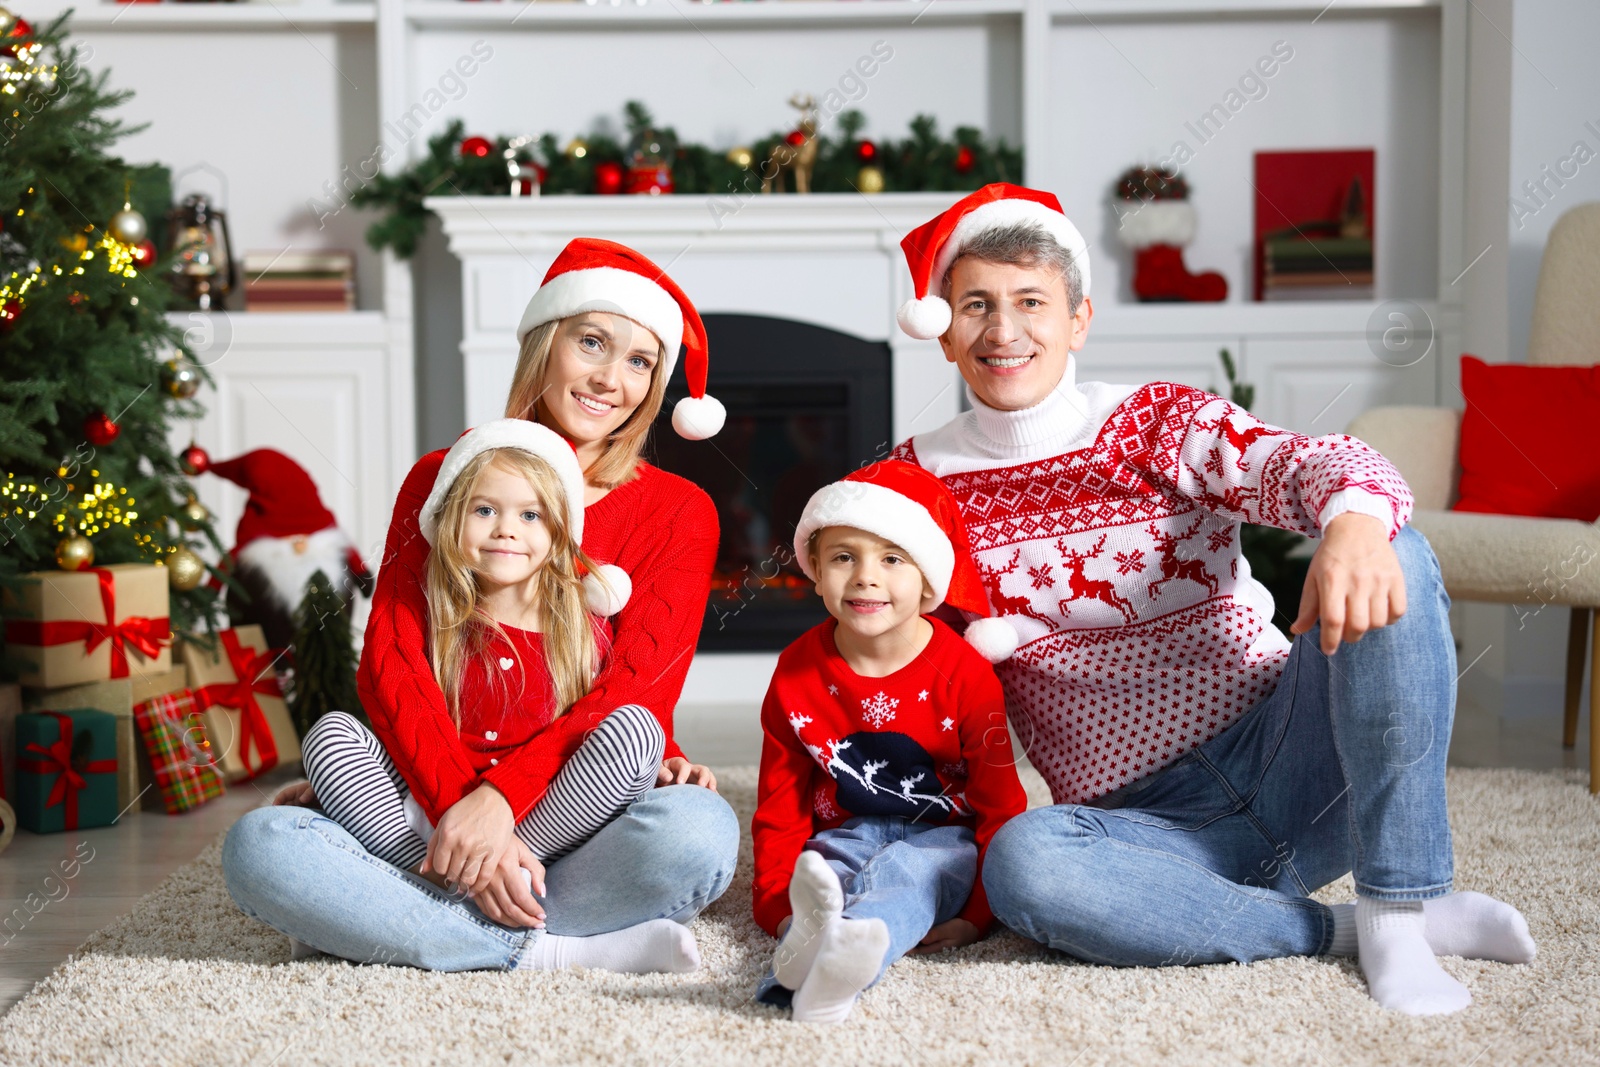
[756,818,978,1007]
[221,785,740,971]
[983,525,1456,966]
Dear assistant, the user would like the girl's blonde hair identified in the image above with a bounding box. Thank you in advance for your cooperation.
[424,448,608,726]
[504,317,671,490]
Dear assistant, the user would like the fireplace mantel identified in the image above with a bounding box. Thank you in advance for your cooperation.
[427,192,967,443]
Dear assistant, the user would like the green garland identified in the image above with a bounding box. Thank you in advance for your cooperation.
[350,103,1023,259]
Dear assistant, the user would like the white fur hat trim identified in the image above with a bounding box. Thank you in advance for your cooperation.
[419,420,587,547]
[792,481,955,604]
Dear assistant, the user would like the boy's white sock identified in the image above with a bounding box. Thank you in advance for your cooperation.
[774,851,845,990]
[791,917,890,1025]
[517,920,700,974]
[1355,897,1471,1016]
[1326,893,1535,963]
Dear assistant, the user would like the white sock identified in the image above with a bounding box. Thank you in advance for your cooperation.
[1326,894,1535,964]
[288,937,322,961]
[774,851,845,990]
[517,920,700,974]
[791,918,890,1025]
[1327,903,1359,956]
[1355,897,1471,1016]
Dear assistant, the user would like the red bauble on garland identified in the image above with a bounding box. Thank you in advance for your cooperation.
[459,135,494,159]
[131,240,157,268]
[84,412,120,446]
[953,145,976,175]
[180,443,211,476]
[856,140,877,163]
[593,160,625,196]
[1,15,32,57]
[0,301,19,331]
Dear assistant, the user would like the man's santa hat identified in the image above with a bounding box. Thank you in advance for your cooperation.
[896,182,1092,341]
[792,460,1020,663]
[418,419,632,616]
[516,238,724,441]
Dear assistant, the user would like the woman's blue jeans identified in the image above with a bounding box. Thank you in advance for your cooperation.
[221,784,740,971]
[982,524,1457,966]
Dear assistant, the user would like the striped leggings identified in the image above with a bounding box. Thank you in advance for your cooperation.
[299,705,665,872]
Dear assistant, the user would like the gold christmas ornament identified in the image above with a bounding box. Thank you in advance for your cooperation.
[726,146,754,170]
[162,356,201,399]
[856,165,885,194]
[564,137,589,160]
[166,546,206,591]
[59,232,89,254]
[0,6,16,37]
[180,495,209,531]
[55,533,94,572]
[108,204,148,245]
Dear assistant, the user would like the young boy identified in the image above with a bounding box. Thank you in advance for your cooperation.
[752,460,1028,1025]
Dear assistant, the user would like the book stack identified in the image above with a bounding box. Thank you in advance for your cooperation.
[1261,234,1374,301]
[244,250,355,312]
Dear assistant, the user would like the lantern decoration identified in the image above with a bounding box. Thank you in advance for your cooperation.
[625,119,674,196]
[164,193,237,311]
[83,411,120,447]
[503,135,542,197]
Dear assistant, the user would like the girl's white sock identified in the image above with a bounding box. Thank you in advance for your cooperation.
[774,851,845,990]
[1355,897,1471,1016]
[791,917,890,1025]
[517,920,700,974]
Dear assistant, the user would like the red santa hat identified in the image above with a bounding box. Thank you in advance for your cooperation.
[207,449,369,581]
[791,460,1020,663]
[417,419,631,616]
[896,182,1092,341]
[516,238,724,441]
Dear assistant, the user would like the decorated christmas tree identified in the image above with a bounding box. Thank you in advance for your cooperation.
[0,9,227,660]
[286,568,363,736]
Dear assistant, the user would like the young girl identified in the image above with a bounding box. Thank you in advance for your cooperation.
[295,419,698,974]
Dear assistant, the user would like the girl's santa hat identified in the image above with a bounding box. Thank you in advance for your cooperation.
[207,449,370,588]
[791,460,1020,663]
[896,182,1092,341]
[418,419,632,616]
[516,238,724,441]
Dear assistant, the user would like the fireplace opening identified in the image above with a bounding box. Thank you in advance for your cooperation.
[647,313,892,652]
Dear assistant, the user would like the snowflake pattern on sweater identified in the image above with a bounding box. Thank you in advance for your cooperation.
[895,376,1412,806]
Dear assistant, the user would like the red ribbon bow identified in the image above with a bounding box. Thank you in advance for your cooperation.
[194,630,284,777]
[18,711,117,830]
[3,567,171,678]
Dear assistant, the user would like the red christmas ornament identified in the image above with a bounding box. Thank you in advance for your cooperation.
[131,240,157,268]
[84,412,120,447]
[785,130,806,147]
[2,16,32,57]
[593,160,625,196]
[180,443,211,476]
[0,301,18,331]
[856,140,877,163]
[459,135,494,159]
[625,165,675,196]
[953,145,976,175]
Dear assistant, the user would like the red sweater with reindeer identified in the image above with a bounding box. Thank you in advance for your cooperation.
[893,366,1412,806]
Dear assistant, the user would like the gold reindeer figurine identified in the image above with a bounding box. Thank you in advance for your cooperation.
[762,93,819,194]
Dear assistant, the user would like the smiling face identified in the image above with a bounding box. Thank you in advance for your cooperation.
[459,458,554,593]
[811,526,936,647]
[938,256,1093,412]
[533,312,662,464]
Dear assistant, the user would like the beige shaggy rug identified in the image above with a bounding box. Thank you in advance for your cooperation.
[1,766,1596,1067]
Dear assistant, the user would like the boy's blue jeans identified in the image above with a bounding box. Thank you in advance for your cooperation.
[756,818,978,1007]
[983,524,1457,966]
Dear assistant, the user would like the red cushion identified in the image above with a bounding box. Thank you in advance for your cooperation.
[1453,354,1600,521]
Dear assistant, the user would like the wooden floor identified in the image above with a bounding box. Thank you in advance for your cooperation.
[0,695,1590,1016]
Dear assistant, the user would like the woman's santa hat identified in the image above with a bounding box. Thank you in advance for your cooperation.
[516,238,724,441]
[418,419,632,616]
[896,183,1092,341]
[792,460,1020,663]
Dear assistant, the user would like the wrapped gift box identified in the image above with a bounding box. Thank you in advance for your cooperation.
[132,689,226,814]
[2,564,172,688]
[15,708,119,833]
[0,683,19,800]
[183,626,299,782]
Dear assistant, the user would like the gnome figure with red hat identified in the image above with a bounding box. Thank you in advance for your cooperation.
[207,449,374,652]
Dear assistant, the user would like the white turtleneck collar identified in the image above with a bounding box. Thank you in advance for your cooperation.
[965,357,1093,457]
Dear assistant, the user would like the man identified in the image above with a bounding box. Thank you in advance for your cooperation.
[889,184,1535,1016]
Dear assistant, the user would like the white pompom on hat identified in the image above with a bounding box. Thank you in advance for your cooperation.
[897,183,1092,341]
[516,238,725,440]
[792,459,1020,663]
[418,418,632,615]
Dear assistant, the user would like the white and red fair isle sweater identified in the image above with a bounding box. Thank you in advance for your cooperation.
[893,363,1413,806]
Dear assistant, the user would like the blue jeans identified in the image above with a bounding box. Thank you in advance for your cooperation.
[756,818,977,1007]
[983,524,1455,966]
[221,784,740,971]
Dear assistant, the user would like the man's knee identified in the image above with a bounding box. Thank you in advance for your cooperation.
[1392,525,1444,598]
[983,807,1091,932]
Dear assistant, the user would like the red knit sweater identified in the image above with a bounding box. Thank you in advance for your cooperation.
[751,617,1027,937]
[358,450,718,824]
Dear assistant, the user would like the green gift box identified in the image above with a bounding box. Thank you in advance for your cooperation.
[14,708,120,834]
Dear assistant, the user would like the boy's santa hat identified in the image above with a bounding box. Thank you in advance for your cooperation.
[792,460,1020,663]
[896,183,1092,341]
[516,238,724,441]
[418,419,632,616]
[207,449,370,587]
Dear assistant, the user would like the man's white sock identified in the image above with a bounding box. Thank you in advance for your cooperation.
[1326,893,1535,963]
[791,918,890,1025]
[774,851,845,990]
[517,920,700,974]
[1355,897,1471,1016]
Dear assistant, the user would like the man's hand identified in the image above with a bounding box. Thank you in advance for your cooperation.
[471,840,548,929]
[909,918,982,954]
[1292,512,1407,655]
[272,779,318,807]
[656,757,717,792]
[422,782,516,893]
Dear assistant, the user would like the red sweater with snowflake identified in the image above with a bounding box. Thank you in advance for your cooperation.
[751,617,1027,938]
[358,451,717,825]
[893,367,1413,807]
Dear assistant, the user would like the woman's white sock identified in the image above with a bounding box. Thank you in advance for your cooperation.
[774,851,845,990]
[1355,897,1471,1016]
[791,918,890,1025]
[517,920,700,974]
[1326,892,1535,963]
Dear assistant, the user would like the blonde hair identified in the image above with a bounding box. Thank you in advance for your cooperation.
[504,318,671,490]
[424,448,608,726]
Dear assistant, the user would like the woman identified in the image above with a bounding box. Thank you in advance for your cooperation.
[221,239,740,970]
